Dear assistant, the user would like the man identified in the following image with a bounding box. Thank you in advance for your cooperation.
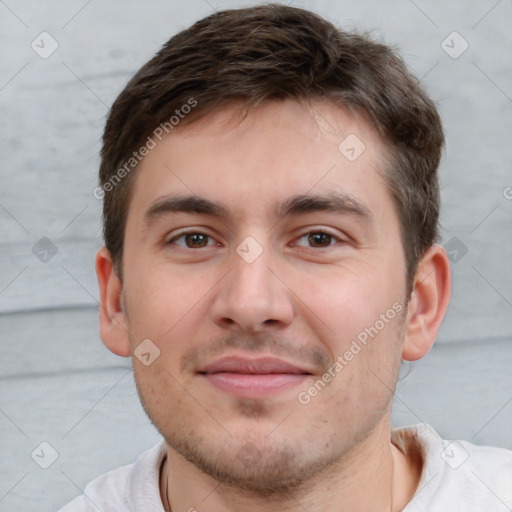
[59,4,512,511]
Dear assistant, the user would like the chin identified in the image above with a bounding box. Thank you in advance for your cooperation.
[164,429,345,497]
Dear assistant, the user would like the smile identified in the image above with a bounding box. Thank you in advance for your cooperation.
[197,356,313,398]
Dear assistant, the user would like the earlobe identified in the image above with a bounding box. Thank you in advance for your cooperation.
[95,247,131,357]
[402,245,451,361]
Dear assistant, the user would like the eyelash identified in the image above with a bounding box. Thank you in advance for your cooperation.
[294,230,342,248]
[167,229,345,249]
[167,231,219,249]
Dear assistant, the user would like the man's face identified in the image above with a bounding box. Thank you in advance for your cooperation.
[119,98,409,492]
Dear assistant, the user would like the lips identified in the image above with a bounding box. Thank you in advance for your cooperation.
[197,356,313,398]
[198,356,312,375]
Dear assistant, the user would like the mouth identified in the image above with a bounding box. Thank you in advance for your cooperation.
[197,356,314,398]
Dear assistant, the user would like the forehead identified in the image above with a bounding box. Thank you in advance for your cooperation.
[125,98,393,227]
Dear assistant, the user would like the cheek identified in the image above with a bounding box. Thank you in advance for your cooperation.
[133,362,192,432]
[290,262,406,407]
[123,259,217,342]
[289,261,401,351]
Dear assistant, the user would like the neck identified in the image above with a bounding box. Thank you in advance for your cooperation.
[159,424,422,512]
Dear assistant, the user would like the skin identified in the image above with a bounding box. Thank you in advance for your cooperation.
[96,98,451,511]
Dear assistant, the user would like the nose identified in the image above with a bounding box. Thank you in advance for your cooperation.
[210,243,294,333]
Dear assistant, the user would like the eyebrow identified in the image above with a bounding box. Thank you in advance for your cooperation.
[277,192,372,222]
[142,191,373,230]
[143,195,228,229]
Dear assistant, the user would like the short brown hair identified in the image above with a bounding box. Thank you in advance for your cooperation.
[99,3,444,292]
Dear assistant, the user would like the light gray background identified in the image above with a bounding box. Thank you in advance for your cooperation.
[0,0,511,510]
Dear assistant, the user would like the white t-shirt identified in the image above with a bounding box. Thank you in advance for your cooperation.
[57,423,512,511]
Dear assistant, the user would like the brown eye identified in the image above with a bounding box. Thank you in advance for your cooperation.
[184,233,209,248]
[168,232,217,249]
[307,232,333,247]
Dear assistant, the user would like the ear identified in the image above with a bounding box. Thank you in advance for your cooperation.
[402,244,451,361]
[95,246,131,357]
